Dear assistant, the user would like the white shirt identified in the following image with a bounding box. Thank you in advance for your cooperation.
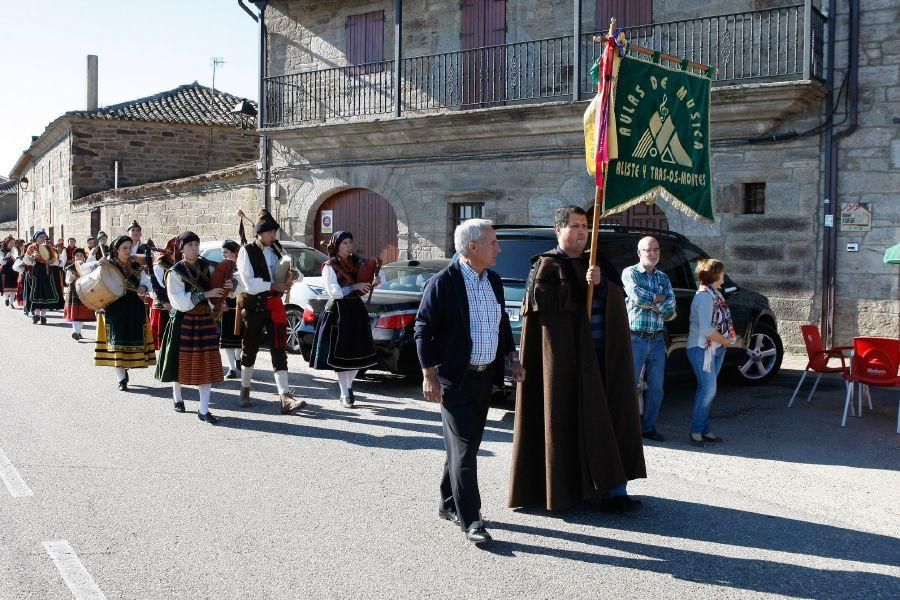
[236,244,278,295]
[323,264,355,299]
[165,268,209,313]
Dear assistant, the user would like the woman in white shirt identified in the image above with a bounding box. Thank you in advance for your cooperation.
[154,232,228,423]
[686,258,736,447]
[309,231,379,408]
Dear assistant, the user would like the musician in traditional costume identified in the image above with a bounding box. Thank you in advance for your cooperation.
[148,237,179,350]
[309,231,379,408]
[1,236,18,308]
[22,230,64,324]
[235,209,306,414]
[64,248,96,340]
[88,231,110,263]
[219,240,243,379]
[127,221,144,257]
[155,232,227,424]
[84,235,156,391]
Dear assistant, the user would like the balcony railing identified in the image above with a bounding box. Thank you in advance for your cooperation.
[262,3,825,129]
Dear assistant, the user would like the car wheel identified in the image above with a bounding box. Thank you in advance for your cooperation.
[285,307,303,354]
[733,323,783,386]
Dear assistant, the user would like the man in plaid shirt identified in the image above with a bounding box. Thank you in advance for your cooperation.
[622,236,676,441]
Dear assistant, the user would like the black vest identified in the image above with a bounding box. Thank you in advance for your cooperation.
[242,241,281,287]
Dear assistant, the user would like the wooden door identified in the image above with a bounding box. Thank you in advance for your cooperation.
[314,189,399,263]
[596,0,652,30]
[460,0,506,106]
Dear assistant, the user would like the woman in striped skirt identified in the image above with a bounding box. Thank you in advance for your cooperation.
[64,247,96,340]
[84,235,156,391]
[155,232,227,424]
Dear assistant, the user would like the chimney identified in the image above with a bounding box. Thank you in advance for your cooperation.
[86,55,98,111]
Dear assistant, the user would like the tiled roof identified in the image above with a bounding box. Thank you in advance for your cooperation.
[0,179,17,194]
[66,82,256,127]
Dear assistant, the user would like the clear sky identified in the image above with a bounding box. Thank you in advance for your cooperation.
[0,0,260,178]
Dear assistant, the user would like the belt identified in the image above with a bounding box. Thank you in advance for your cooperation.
[467,363,493,373]
[631,330,664,339]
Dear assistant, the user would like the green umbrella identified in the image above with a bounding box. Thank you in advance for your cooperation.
[885,243,900,265]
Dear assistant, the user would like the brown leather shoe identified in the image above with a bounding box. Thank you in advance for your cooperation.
[239,387,252,408]
[280,392,307,414]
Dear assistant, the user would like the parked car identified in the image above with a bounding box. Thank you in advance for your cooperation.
[199,240,328,353]
[491,225,784,386]
[297,259,451,372]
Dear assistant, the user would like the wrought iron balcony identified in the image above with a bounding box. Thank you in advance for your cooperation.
[262,3,825,129]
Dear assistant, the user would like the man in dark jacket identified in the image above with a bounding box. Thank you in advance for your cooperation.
[415,219,525,546]
[508,205,646,513]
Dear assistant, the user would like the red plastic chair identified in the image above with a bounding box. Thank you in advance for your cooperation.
[788,324,852,408]
[842,336,900,433]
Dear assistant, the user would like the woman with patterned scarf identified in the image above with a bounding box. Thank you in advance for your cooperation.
[687,258,737,447]
[155,232,227,424]
[309,231,379,408]
[82,235,156,391]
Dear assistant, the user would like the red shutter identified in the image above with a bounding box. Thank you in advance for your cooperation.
[488,0,506,46]
[596,0,652,30]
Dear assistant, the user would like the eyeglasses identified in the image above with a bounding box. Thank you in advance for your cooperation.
[639,248,661,254]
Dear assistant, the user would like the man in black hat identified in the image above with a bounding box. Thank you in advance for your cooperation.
[235,209,306,414]
[127,220,145,258]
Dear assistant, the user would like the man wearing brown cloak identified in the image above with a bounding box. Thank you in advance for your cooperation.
[508,205,647,513]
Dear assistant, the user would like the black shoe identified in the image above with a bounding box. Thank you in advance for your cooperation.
[438,506,460,526]
[198,411,219,424]
[124,370,129,384]
[40,316,47,325]
[117,380,128,392]
[173,401,186,413]
[32,315,39,324]
[465,526,493,545]
[689,434,706,447]
[225,369,238,379]
[4,297,8,306]
[598,495,644,514]
[702,433,723,443]
[642,428,665,442]
[349,389,355,403]
[71,332,79,340]
[339,395,354,408]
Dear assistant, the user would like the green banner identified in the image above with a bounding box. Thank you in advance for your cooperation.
[604,55,714,223]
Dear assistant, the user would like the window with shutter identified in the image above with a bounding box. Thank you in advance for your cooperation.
[459,0,506,106]
[346,10,385,74]
[595,0,652,30]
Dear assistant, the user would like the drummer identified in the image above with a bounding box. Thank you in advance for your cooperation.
[219,240,243,379]
[22,230,64,324]
[155,232,227,424]
[309,231,379,408]
[148,237,180,350]
[64,248,96,340]
[235,209,306,414]
[83,235,156,391]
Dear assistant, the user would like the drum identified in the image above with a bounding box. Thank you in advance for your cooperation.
[75,263,126,310]
[208,258,236,312]
[38,245,51,262]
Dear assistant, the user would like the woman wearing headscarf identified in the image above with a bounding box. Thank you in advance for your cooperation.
[1,236,18,308]
[148,237,180,350]
[218,240,243,379]
[64,247,96,340]
[309,231,379,408]
[22,230,64,324]
[82,235,156,391]
[155,232,227,424]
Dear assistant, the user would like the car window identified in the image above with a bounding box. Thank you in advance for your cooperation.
[658,240,692,290]
[288,248,326,277]
[379,266,440,293]
[680,245,708,289]
[201,248,223,264]
[493,238,558,282]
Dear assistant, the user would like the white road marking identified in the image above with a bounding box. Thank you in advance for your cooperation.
[0,445,33,497]
[43,540,108,600]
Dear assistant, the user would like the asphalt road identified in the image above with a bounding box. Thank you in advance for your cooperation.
[1,306,898,600]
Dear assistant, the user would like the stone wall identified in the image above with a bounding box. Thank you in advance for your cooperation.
[70,164,261,244]
[15,128,75,241]
[70,119,258,198]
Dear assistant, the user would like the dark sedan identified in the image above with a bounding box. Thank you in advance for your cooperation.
[297,259,451,375]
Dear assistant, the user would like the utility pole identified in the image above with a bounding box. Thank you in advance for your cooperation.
[208,57,226,172]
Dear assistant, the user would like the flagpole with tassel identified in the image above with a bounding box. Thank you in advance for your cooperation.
[586,18,618,315]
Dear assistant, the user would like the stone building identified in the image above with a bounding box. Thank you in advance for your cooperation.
[0,177,16,237]
[9,82,259,243]
[251,0,898,349]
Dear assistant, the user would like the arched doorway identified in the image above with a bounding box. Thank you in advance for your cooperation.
[314,188,399,263]
[595,202,669,230]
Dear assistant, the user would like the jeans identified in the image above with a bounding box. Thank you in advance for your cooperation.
[687,345,727,435]
[631,335,667,433]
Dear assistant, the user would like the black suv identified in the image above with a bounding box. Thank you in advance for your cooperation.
[493,226,783,385]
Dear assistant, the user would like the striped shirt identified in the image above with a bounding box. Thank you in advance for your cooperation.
[459,259,501,366]
[622,263,676,334]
